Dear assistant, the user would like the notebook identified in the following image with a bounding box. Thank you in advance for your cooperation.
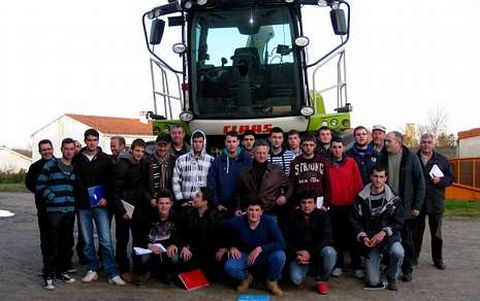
[87,185,105,207]
[178,269,209,291]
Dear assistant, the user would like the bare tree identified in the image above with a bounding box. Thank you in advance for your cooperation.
[417,107,450,144]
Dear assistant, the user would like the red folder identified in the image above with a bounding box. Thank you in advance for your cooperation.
[178,269,210,291]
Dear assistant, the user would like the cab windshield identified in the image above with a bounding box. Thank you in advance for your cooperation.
[190,6,303,119]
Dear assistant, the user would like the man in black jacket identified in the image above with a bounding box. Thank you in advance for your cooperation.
[381,131,425,282]
[351,166,405,291]
[111,138,146,283]
[283,191,336,295]
[73,128,125,286]
[26,140,68,274]
[413,134,454,270]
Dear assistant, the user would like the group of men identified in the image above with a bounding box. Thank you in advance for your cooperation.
[26,123,453,296]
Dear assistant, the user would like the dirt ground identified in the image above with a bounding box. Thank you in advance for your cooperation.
[0,192,478,301]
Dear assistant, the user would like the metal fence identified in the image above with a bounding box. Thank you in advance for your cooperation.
[446,157,480,201]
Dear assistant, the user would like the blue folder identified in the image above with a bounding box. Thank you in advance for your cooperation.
[87,185,106,207]
[237,294,270,301]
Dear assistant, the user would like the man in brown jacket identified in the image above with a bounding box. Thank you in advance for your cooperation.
[235,139,292,217]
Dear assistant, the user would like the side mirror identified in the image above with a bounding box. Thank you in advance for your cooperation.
[150,19,166,45]
[330,8,347,35]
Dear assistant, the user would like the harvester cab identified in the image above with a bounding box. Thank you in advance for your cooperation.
[142,0,352,146]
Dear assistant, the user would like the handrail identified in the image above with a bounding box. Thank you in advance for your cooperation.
[149,58,183,119]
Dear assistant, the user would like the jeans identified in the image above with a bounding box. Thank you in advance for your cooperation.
[413,212,443,264]
[224,250,285,281]
[43,212,75,278]
[289,246,337,285]
[78,207,119,279]
[365,241,404,286]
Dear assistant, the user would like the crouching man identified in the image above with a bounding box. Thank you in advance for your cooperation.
[133,190,183,285]
[350,166,405,291]
[223,199,286,296]
[283,191,337,295]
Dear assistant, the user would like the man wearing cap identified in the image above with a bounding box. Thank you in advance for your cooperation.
[370,125,386,153]
[143,134,177,205]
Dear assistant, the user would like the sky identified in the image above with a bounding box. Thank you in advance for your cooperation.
[1,0,479,149]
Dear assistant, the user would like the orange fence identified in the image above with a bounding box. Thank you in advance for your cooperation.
[445,157,480,201]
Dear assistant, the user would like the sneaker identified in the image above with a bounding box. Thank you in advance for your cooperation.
[401,272,412,282]
[316,282,329,295]
[108,275,127,286]
[66,267,77,274]
[57,272,75,284]
[43,277,55,290]
[354,269,365,279]
[434,261,446,270]
[387,279,398,291]
[82,270,98,283]
[364,281,386,291]
[332,267,343,277]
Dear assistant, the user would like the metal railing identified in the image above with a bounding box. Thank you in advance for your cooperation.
[449,157,480,190]
[149,58,183,120]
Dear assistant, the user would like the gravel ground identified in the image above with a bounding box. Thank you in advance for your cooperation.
[0,192,479,301]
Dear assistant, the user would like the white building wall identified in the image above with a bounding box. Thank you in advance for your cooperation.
[459,136,480,158]
[0,148,32,172]
[31,115,90,161]
[31,116,156,161]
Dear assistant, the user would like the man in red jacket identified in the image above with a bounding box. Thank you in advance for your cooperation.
[327,136,364,278]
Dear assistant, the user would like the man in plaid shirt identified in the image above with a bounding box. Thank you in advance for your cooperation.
[172,129,214,207]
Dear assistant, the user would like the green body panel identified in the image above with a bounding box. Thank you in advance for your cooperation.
[152,120,191,136]
[307,93,351,131]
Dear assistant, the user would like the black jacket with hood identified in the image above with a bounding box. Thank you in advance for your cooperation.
[110,151,145,216]
[350,183,405,251]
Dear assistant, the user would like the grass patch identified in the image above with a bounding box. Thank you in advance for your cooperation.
[0,183,29,193]
[445,199,480,217]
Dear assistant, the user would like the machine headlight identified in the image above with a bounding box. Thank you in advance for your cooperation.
[172,43,187,54]
[300,106,314,117]
[179,111,194,122]
[294,36,310,48]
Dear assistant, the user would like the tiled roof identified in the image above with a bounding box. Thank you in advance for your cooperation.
[458,128,480,140]
[66,114,153,135]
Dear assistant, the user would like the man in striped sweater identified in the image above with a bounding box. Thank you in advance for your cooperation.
[36,138,77,290]
[172,129,214,207]
[268,127,295,176]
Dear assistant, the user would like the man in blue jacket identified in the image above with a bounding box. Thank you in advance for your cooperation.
[207,131,252,217]
[223,199,286,296]
[346,125,379,185]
